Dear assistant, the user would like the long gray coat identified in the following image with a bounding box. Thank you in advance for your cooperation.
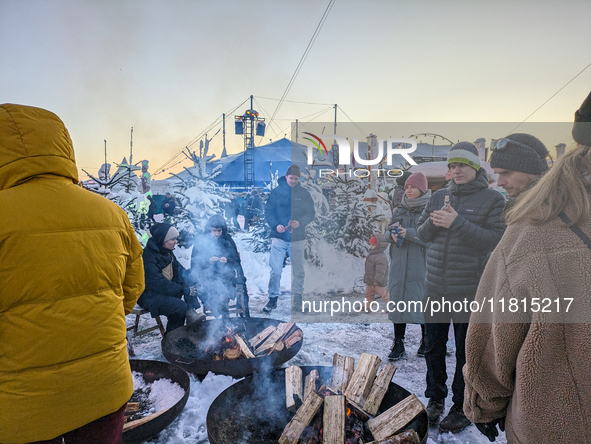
[385,202,430,324]
[364,235,389,288]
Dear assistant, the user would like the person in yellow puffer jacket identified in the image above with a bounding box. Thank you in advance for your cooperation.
[0,104,145,444]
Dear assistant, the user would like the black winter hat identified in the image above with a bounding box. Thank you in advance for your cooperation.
[150,223,173,246]
[286,164,301,177]
[490,133,549,175]
[573,90,591,147]
[395,171,412,186]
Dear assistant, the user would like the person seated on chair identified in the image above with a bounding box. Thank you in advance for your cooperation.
[188,214,249,318]
[138,223,203,333]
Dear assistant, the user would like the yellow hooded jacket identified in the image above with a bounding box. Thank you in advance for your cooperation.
[0,104,145,443]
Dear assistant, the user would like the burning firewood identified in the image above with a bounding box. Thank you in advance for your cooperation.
[234,333,255,358]
[331,353,355,392]
[278,391,324,444]
[255,323,292,355]
[323,395,345,444]
[223,347,241,360]
[364,363,397,416]
[285,365,303,412]
[249,325,276,349]
[364,429,421,444]
[367,394,425,441]
[344,353,381,408]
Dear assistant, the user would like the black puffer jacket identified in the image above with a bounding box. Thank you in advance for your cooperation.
[416,168,505,295]
[138,224,186,314]
[265,176,315,242]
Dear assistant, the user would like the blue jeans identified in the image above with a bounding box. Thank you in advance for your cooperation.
[268,238,305,300]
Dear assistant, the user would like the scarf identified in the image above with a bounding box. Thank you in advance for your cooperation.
[400,189,432,211]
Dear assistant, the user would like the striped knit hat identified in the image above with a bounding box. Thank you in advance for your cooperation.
[447,141,481,171]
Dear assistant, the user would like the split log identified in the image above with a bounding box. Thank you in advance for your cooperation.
[304,369,319,400]
[364,363,397,415]
[331,353,355,393]
[123,407,171,431]
[285,365,303,412]
[347,398,371,422]
[283,330,303,348]
[367,394,425,441]
[278,391,324,444]
[344,352,381,408]
[248,325,276,349]
[235,334,255,359]
[323,395,345,444]
[124,402,139,415]
[364,428,421,444]
[254,322,294,355]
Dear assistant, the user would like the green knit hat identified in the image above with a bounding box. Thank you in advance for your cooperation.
[447,141,481,170]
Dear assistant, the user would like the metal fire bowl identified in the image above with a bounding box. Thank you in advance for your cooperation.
[206,366,428,444]
[122,360,191,444]
[161,317,304,378]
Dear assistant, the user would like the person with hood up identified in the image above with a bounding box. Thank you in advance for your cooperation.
[262,164,315,313]
[363,234,389,310]
[463,91,591,444]
[188,214,249,317]
[0,104,145,443]
[161,192,176,216]
[138,223,202,333]
[384,172,431,361]
[416,142,505,433]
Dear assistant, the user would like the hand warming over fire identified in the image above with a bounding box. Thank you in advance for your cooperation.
[277,224,287,233]
[430,205,458,228]
[209,256,219,263]
[219,257,227,263]
[290,220,300,229]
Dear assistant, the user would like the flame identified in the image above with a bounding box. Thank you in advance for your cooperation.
[346,407,351,416]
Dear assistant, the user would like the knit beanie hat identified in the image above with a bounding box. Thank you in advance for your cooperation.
[447,142,481,170]
[489,133,549,175]
[369,236,377,245]
[150,223,177,246]
[573,90,591,146]
[286,164,301,177]
[404,172,428,194]
[395,170,412,186]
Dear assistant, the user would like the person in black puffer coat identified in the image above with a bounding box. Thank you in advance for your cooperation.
[416,142,505,434]
[187,214,249,318]
[138,223,198,333]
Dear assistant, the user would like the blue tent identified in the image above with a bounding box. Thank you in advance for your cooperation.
[206,138,312,189]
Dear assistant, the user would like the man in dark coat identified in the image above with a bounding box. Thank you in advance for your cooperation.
[188,215,249,317]
[138,223,198,333]
[416,142,505,433]
[263,164,315,313]
[489,133,549,214]
[161,192,176,216]
[243,189,263,230]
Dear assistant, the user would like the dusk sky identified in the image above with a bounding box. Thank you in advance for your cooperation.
[2,0,590,179]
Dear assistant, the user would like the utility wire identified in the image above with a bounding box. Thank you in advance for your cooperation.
[154,97,250,175]
[337,105,368,137]
[255,95,335,106]
[267,0,336,132]
[510,61,591,133]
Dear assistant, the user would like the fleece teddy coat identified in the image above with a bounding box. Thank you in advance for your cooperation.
[463,205,591,444]
[0,104,145,443]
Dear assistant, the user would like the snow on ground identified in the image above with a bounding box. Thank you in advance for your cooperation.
[127,233,506,444]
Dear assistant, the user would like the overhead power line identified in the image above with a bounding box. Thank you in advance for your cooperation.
[266,0,336,134]
[510,61,591,133]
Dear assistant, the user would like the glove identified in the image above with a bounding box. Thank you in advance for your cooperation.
[475,418,505,442]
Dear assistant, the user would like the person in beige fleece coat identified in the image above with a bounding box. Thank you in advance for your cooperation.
[463,111,591,442]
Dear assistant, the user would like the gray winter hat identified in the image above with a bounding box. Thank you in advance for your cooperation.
[490,133,549,175]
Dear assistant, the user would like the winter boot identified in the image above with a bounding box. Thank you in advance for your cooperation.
[439,403,471,433]
[262,297,278,313]
[417,325,426,357]
[426,398,445,424]
[387,338,405,361]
